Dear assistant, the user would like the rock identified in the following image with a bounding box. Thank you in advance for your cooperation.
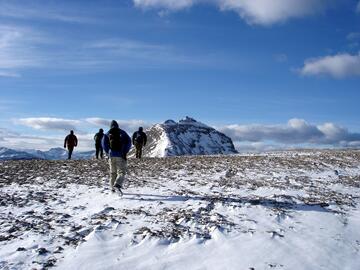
[37,247,49,255]
[54,246,64,253]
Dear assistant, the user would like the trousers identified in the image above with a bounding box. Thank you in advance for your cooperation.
[109,157,127,188]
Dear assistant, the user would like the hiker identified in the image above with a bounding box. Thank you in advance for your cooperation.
[64,130,78,160]
[132,127,147,159]
[102,120,131,194]
[94,128,104,159]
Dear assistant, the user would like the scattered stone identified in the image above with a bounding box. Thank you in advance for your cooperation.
[37,247,49,255]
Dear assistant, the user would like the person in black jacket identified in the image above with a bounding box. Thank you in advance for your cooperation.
[94,128,104,159]
[132,127,147,159]
[102,120,132,193]
[64,130,78,160]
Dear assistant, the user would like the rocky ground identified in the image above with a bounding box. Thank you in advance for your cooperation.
[0,150,360,270]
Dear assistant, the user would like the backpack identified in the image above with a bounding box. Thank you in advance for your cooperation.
[67,134,77,147]
[134,132,143,144]
[108,128,123,151]
[94,133,103,145]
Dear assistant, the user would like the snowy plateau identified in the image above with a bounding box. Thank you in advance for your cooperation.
[0,150,360,270]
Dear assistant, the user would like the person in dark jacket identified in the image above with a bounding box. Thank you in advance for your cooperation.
[132,127,147,159]
[94,128,104,159]
[64,130,78,160]
[102,120,131,193]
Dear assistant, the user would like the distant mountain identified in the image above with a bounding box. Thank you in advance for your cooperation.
[0,147,95,161]
[0,147,40,160]
[129,117,238,157]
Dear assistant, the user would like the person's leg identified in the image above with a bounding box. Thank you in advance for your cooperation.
[100,147,104,159]
[115,158,127,188]
[135,143,141,159]
[95,146,99,159]
[139,146,143,159]
[68,147,74,160]
[109,157,118,189]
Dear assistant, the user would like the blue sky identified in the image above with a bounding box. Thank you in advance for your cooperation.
[0,0,360,151]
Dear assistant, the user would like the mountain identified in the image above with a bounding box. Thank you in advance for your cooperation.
[43,148,69,160]
[130,117,238,157]
[0,147,40,160]
[0,147,95,161]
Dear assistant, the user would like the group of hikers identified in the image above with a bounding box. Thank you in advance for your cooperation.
[63,120,147,194]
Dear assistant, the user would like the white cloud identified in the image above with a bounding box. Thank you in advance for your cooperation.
[347,32,360,41]
[0,132,94,151]
[0,25,207,76]
[86,39,201,67]
[0,25,47,73]
[299,52,360,78]
[0,1,94,23]
[133,0,332,25]
[0,128,19,141]
[0,70,20,77]
[220,119,360,147]
[17,118,81,132]
[133,0,197,11]
[218,0,330,25]
[86,118,150,132]
[3,117,152,151]
[274,53,288,63]
[15,116,150,134]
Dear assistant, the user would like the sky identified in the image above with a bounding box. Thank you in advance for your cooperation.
[0,0,360,152]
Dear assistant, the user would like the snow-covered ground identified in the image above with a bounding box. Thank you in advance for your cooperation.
[0,150,360,270]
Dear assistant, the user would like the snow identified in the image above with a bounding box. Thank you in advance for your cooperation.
[147,125,170,157]
[0,150,360,269]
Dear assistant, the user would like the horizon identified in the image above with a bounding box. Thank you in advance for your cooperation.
[1,0,360,152]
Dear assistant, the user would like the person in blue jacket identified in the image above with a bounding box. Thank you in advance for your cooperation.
[102,120,131,194]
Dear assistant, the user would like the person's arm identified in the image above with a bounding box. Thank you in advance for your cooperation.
[64,136,68,148]
[102,134,110,154]
[74,136,78,147]
[143,133,147,146]
[132,132,136,145]
[122,131,132,159]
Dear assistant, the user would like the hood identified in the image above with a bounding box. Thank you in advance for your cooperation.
[110,120,119,129]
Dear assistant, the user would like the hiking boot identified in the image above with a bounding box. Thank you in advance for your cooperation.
[113,184,123,196]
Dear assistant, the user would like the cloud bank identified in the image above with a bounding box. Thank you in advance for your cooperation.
[17,118,81,132]
[133,0,332,25]
[4,117,360,152]
[2,117,151,150]
[299,52,360,78]
[220,119,360,148]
